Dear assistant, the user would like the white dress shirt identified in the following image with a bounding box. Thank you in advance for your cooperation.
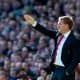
[32,21,37,27]
[54,31,71,67]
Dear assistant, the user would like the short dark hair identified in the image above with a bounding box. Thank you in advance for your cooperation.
[59,16,74,29]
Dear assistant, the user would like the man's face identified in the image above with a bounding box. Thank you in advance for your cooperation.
[0,75,7,80]
[57,20,69,33]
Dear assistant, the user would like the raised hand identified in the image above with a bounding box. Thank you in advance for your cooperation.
[24,15,36,25]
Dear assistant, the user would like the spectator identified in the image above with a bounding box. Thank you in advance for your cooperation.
[0,70,8,80]
[37,68,49,80]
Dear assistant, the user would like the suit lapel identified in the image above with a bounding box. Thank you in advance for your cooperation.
[62,31,74,49]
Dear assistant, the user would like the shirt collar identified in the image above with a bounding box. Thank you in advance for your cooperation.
[63,30,71,38]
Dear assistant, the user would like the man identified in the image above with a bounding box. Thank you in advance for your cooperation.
[24,15,80,80]
[0,70,8,80]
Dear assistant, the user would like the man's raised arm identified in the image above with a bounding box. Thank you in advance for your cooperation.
[24,15,57,38]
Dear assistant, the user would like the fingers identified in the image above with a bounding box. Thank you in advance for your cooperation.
[24,14,36,25]
[24,15,31,21]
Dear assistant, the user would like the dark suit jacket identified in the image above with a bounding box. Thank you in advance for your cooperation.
[33,23,80,76]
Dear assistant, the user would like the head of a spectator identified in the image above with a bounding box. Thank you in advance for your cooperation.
[57,16,73,34]
[30,31,36,40]
[10,62,15,69]
[21,47,29,60]
[38,58,47,70]
[9,31,16,41]
[29,31,36,47]
[16,68,27,80]
[27,53,33,65]
[17,38,26,49]
[4,58,10,72]
[38,36,47,49]
[8,41,13,49]
[9,19,17,29]
[49,39,55,52]
[15,62,22,70]
[10,53,22,63]
[22,62,29,71]
[0,70,8,80]
[3,2,10,12]
[22,25,31,34]
[47,21,54,29]
[10,67,17,78]
[0,40,8,55]
[39,68,48,79]
[12,0,23,9]
[22,34,30,43]
[46,75,51,80]
[12,45,19,53]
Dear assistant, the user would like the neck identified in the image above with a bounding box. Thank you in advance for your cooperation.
[61,30,71,34]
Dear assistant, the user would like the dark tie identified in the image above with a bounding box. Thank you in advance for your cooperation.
[54,35,64,63]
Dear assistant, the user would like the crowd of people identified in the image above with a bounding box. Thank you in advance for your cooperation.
[0,0,80,80]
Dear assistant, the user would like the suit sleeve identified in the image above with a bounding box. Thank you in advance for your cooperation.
[33,23,57,39]
[65,40,80,76]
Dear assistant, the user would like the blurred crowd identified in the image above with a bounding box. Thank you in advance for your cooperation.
[0,0,80,80]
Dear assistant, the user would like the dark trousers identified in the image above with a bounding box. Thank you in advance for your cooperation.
[51,66,75,80]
